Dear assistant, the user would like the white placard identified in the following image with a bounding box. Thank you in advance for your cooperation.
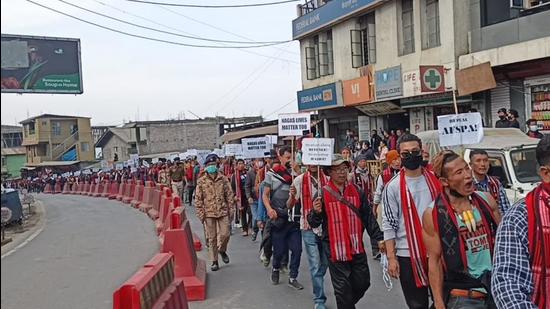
[82,169,92,175]
[74,171,81,176]
[301,138,334,166]
[169,154,178,161]
[437,112,484,147]
[131,167,137,173]
[196,150,211,166]
[213,148,225,158]
[152,158,159,164]
[224,144,242,157]
[115,163,124,170]
[266,135,278,147]
[278,113,311,136]
[92,168,100,173]
[142,161,150,168]
[242,137,271,159]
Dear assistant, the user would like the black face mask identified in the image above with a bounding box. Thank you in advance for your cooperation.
[420,160,429,167]
[402,154,423,170]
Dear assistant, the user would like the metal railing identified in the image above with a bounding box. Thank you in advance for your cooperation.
[51,131,79,160]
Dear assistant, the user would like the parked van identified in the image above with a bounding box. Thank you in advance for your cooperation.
[417,128,541,203]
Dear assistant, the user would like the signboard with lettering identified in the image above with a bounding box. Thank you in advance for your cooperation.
[438,112,484,147]
[196,150,211,166]
[242,137,271,159]
[278,113,311,136]
[301,138,334,166]
[420,65,446,93]
[343,75,373,106]
[224,144,243,157]
[297,82,342,112]
[375,66,402,100]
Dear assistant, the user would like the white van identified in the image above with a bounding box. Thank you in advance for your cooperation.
[417,128,541,203]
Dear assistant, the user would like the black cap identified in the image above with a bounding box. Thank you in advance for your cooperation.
[204,153,219,165]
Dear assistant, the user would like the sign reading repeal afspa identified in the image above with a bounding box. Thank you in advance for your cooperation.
[242,137,271,159]
[437,112,484,147]
[278,113,311,136]
[301,138,334,166]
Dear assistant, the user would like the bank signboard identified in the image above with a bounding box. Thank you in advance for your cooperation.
[1,34,83,94]
[297,82,342,112]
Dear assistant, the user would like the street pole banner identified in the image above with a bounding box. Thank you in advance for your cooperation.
[224,144,242,157]
[278,113,311,136]
[242,137,271,159]
[437,112,484,147]
[301,138,334,166]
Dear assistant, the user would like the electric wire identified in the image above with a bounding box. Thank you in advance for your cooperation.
[125,0,300,8]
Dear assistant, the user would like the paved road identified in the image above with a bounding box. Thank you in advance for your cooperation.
[186,206,407,309]
[1,194,159,309]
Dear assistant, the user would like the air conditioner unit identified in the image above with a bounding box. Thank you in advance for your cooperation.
[510,0,524,9]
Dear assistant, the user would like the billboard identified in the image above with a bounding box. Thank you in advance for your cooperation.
[1,34,83,94]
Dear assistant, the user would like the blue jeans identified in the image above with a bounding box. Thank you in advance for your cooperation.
[250,202,259,233]
[272,223,302,279]
[447,296,488,309]
[302,230,328,307]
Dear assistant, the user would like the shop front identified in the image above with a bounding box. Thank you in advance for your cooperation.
[525,75,550,133]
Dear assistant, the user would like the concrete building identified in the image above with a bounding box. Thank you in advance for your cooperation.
[292,0,549,149]
[1,147,26,179]
[20,114,95,165]
[459,1,550,131]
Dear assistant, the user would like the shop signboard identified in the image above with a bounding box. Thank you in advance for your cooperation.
[420,65,446,93]
[438,112,484,147]
[1,34,83,94]
[375,66,402,100]
[297,82,342,112]
[301,138,334,166]
[343,75,373,106]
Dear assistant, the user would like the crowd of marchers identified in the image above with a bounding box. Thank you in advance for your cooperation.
[2,132,548,309]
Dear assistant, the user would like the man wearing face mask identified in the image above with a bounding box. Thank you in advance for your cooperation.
[195,154,236,271]
[495,108,510,128]
[526,119,544,139]
[382,134,442,308]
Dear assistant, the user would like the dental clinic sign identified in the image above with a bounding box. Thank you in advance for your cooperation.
[438,112,484,147]
[297,82,342,112]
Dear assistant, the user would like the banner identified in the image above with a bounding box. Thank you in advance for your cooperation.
[242,137,271,159]
[437,112,484,147]
[301,138,334,166]
[278,113,311,136]
[224,144,242,157]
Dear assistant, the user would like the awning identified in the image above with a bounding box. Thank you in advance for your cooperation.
[222,125,278,143]
[25,160,80,167]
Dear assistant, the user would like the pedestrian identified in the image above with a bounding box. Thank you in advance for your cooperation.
[423,150,501,309]
[492,135,550,309]
[169,158,186,201]
[373,150,401,215]
[495,108,510,128]
[371,129,382,155]
[508,109,521,129]
[232,159,252,236]
[469,149,511,214]
[388,130,398,150]
[420,149,433,172]
[358,141,376,160]
[382,133,442,309]
[245,158,262,241]
[308,154,385,309]
[291,164,329,309]
[526,118,545,139]
[378,140,389,161]
[341,147,352,161]
[262,146,304,290]
[185,160,196,205]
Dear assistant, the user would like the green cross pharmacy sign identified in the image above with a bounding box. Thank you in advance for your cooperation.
[420,65,445,93]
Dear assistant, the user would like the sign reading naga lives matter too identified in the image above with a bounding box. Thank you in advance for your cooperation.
[242,137,271,159]
[278,113,311,136]
[437,112,484,147]
[301,138,334,166]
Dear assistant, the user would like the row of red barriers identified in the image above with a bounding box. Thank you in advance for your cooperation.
[44,179,207,307]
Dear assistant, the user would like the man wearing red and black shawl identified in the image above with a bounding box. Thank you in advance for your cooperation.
[308,154,384,309]
[492,135,550,309]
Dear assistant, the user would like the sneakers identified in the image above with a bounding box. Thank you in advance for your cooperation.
[251,232,258,241]
[260,253,270,267]
[288,278,304,290]
[271,269,280,285]
[211,261,219,271]
[219,251,230,264]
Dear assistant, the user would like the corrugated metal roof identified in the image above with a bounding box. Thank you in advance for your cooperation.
[1,147,26,156]
[20,114,90,124]
[221,125,278,143]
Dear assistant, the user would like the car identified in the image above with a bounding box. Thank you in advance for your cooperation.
[417,128,541,203]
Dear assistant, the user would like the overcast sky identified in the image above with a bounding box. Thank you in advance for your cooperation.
[1,0,301,126]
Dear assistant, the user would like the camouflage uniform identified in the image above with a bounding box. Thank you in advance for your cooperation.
[195,173,235,263]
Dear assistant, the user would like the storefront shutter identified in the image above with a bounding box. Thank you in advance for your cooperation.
[490,82,510,127]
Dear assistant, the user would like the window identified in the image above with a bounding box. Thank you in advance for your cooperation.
[422,0,440,49]
[401,0,415,55]
[52,122,61,136]
[351,12,376,68]
[27,122,35,135]
[305,30,334,80]
[1,156,6,167]
[81,142,90,152]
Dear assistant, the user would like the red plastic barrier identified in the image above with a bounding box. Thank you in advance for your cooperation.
[159,196,181,244]
[54,182,62,194]
[130,182,144,208]
[161,215,207,301]
[62,182,71,194]
[155,188,173,235]
[88,182,96,196]
[100,180,110,198]
[73,183,81,194]
[170,207,202,252]
[80,182,90,195]
[122,180,135,204]
[138,181,155,213]
[147,184,163,220]
[116,180,126,201]
[43,183,52,194]
[108,181,119,200]
[92,181,104,197]
[113,253,189,309]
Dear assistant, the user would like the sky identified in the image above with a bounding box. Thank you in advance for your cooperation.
[1,0,302,126]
